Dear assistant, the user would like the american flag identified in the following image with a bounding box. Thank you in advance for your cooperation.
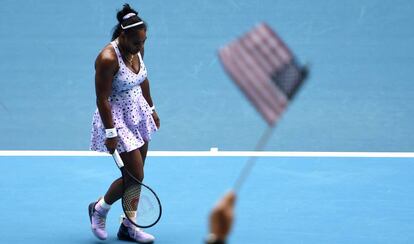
[218,23,308,126]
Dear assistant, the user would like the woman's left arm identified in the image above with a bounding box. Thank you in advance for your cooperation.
[140,47,160,128]
[141,78,160,129]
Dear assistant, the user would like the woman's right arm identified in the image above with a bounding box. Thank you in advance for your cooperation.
[95,48,118,152]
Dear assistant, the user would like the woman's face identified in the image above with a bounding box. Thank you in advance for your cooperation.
[124,29,147,54]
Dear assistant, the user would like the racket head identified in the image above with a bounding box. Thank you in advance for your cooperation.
[121,175,162,228]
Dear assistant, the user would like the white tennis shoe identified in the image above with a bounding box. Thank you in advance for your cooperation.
[88,200,108,240]
[118,218,155,243]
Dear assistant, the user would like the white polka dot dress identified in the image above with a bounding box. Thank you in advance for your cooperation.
[90,41,158,153]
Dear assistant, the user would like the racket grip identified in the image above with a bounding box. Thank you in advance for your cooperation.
[112,149,124,168]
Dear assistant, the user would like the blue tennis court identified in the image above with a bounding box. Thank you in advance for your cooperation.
[0,153,414,243]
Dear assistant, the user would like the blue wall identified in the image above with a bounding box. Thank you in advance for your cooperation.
[0,0,413,151]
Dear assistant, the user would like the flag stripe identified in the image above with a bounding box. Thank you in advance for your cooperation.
[254,26,287,72]
[230,42,287,117]
[220,46,281,123]
[242,32,274,75]
[240,33,289,110]
[218,23,305,125]
[260,24,292,64]
[219,48,278,123]
[247,29,282,69]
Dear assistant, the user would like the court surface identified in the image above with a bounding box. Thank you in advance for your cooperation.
[1,0,414,243]
[1,152,413,243]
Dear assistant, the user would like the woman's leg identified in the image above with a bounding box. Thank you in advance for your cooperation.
[139,141,149,164]
[116,142,155,242]
[89,147,146,240]
[103,148,145,204]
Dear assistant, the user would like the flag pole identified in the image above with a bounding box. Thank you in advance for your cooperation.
[233,125,275,192]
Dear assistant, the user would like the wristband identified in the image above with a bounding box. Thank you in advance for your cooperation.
[150,105,155,114]
[105,128,117,138]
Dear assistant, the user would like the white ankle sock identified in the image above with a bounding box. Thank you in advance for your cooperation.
[95,198,111,213]
[123,218,137,227]
[98,198,111,210]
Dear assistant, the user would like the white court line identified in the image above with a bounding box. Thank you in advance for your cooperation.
[0,149,413,158]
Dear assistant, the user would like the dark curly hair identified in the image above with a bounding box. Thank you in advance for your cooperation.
[111,4,147,41]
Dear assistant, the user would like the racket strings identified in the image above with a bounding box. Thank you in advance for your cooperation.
[123,183,142,219]
[122,180,161,227]
[112,151,162,228]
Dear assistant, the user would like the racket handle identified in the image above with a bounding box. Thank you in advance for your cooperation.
[112,149,124,168]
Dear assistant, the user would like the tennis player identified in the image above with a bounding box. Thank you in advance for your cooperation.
[88,4,159,243]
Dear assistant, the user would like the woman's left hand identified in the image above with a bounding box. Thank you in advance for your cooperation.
[152,111,160,129]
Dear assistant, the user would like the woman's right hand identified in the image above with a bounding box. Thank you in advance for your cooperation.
[105,137,118,154]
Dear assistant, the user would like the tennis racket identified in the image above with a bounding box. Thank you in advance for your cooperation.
[112,149,162,228]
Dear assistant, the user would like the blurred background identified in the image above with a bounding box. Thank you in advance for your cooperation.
[0,0,413,151]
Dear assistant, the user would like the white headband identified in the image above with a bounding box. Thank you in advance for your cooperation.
[121,21,144,30]
[122,13,136,20]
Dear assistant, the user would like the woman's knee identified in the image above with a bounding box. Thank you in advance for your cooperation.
[124,170,144,183]
[134,168,144,182]
[121,150,145,182]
